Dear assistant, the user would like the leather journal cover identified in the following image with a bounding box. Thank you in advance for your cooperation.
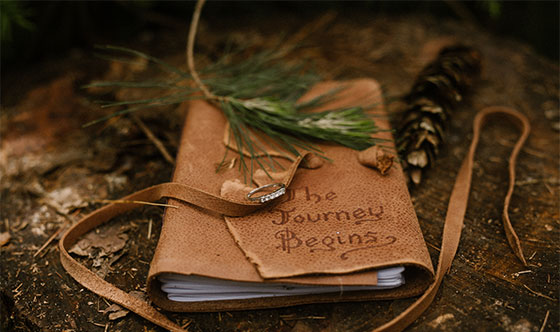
[146,79,434,312]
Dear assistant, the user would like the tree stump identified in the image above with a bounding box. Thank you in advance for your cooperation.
[2,7,558,332]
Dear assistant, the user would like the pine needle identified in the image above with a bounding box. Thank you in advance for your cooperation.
[96,45,190,79]
[85,0,384,182]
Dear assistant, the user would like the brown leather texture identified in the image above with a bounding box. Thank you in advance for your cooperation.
[146,79,435,311]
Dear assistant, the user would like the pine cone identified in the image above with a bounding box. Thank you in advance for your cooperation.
[397,45,482,185]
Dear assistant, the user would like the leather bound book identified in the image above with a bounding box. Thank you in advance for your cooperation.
[146,79,434,312]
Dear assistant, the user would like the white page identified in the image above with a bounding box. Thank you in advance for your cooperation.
[160,267,405,302]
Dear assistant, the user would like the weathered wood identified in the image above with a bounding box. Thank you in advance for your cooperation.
[2,8,558,332]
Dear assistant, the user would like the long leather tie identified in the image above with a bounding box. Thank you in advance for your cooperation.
[59,106,530,332]
[373,106,530,331]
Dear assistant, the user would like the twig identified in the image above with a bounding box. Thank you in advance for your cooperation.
[147,219,153,239]
[186,0,219,101]
[280,315,326,321]
[529,251,537,260]
[544,183,554,195]
[516,178,560,186]
[93,199,178,209]
[523,284,557,302]
[512,270,532,278]
[539,310,550,332]
[34,226,67,257]
[13,283,23,293]
[496,137,551,160]
[425,241,441,252]
[14,219,28,231]
[131,114,175,165]
[102,297,111,307]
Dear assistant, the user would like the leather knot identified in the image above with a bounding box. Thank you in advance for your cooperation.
[357,146,394,175]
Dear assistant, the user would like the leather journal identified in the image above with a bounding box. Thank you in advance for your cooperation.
[146,79,434,312]
[60,78,530,332]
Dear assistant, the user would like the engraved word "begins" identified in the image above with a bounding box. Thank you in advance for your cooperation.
[274,228,397,259]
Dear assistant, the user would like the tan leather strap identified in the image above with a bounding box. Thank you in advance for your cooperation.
[59,107,530,332]
[59,154,306,331]
[372,106,530,331]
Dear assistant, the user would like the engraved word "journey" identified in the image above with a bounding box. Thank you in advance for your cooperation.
[270,186,384,225]
[270,205,383,226]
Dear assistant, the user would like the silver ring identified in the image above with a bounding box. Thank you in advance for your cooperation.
[247,183,286,203]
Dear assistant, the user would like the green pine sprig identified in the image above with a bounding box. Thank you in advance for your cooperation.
[84,0,386,182]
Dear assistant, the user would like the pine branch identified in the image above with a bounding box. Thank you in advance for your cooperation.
[85,0,384,182]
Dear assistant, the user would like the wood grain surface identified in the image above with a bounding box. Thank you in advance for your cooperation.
[2,7,558,332]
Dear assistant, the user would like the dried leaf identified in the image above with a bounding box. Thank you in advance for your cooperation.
[68,241,90,257]
[43,187,87,215]
[95,262,110,279]
[69,224,129,258]
[69,223,130,280]
[101,303,130,321]
[108,310,129,321]
[108,251,126,266]
[101,304,123,314]
[92,256,105,268]
[0,232,11,247]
